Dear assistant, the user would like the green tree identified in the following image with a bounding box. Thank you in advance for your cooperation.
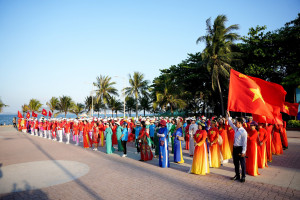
[21,104,29,117]
[94,75,118,117]
[71,103,85,117]
[114,101,123,117]
[46,97,59,115]
[108,96,122,117]
[139,96,151,116]
[153,77,187,115]
[0,98,8,113]
[125,96,136,117]
[197,15,239,115]
[56,96,74,118]
[84,96,96,116]
[28,99,43,112]
[94,99,106,117]
[125,72,149,118]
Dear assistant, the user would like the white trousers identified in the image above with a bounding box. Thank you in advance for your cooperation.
[58,130,63,142]
[48,130,52,139]
[35,129,38,136]
[66,133,70,144]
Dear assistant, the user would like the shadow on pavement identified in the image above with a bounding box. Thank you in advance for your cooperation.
[23,135,104,200]
[0,181,48,200]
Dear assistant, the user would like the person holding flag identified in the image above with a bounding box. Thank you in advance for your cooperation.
[227,111,247,183]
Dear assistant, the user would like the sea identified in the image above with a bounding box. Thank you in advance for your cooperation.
[0,113,153,125]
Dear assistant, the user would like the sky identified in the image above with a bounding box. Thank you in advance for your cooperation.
[0,0,299,114]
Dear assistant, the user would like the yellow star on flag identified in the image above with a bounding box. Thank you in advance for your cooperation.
[239,74,248,78]
[249,88,265,104]
[285,105,289,110]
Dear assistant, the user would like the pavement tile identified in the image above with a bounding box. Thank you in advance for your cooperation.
[0,127,300,200]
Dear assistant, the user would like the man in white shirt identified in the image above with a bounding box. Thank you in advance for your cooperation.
[226,111,247,183]
[189,118,198,156]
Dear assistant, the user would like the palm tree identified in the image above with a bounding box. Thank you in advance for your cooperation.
[124,72,149,118]
[108,97,123,117]
[125,96,136,117]
[153,79,187,115]
[84,96,97,116]
[94,75,118,117]
[0,98,8,113]
[94,99,106,117]
[28,99,43,112]
[56,96,74,118]
[196,15,239,115]
[21,104,29,117]
[71,103,85,117]
[139,96,151,116]
[114,101,123,117]
[46,97,59,115]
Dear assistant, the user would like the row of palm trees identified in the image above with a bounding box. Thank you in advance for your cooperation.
[16,15,237,117]
[18,72,153,118]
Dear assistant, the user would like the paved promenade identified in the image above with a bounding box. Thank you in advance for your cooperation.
[0,126,300,200]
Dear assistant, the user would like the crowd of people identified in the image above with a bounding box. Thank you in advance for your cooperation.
[16,113,288,182]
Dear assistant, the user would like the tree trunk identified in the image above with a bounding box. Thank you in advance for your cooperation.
[65,112,67,118]
[217,76,225,116]
[104,109,106,117]
[144,109,145,116]
[98,112,99,117]
[112,109,113,117]
[136,96,138,118]
[171,106,173,116]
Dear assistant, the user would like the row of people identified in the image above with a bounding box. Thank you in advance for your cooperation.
[16,114,288,180]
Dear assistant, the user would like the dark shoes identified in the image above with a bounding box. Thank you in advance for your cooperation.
[240,177,245,183]
[231,175,240,181]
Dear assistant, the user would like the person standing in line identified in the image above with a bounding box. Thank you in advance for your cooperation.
[149,120,156,150]
[169,119,176,154]
[120,122,128,157]
[52,119,57,141]
[65,119,71,144]
[173,121,184,164]
[257,123,268,168]
[266,124,273,162]
[57,119,63,142]
[185,118,191,150]
[73,120,79,146]
[116,122,124,151]
[208,121,221,168]
[190,122,209,175]
[153,121,160,158]
[246,121,260,176]
[227,111,247,183]
[157,120,170,168]
[92,122,100,151]
[134,121,142,154]
[105,122,115,154]
[189,118,198,156]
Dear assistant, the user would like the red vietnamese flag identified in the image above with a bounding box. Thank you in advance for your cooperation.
[26,112,30,119]
[49,111,52,118]
[32,111,38,117]
[281,102,299,116]
[252,114,267,123]
[18,111,23,118]
[42,109,48,116]
[273,112,283,125]
[227,69,285,117]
